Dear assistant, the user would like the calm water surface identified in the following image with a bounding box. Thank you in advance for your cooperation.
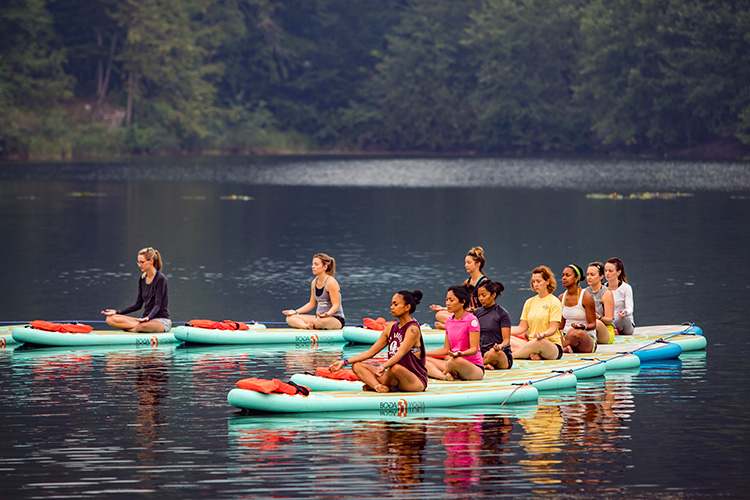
[1,156,749,498]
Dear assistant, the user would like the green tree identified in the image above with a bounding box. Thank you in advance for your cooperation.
[0,0,73,156]
[463,0,588,152]
[575,0,750,150]
[356,0,481,151]
[111,0,225,151]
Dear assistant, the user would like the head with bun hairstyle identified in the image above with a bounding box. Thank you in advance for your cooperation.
[396,290,423,314]
[466,246,486,272]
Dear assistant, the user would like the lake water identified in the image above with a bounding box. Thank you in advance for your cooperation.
[1,156,749,498]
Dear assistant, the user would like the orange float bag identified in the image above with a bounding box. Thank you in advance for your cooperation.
[189,319,250,331]
[315,367,360,381]
[236,377,310,395]
[363,317,387,331]
[29,320,94,334]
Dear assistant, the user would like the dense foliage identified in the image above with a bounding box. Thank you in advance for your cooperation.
[1,0,748,158]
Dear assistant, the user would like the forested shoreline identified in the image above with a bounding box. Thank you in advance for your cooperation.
[2,0,749,160]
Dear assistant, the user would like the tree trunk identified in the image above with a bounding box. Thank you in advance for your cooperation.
[99,34,118,104]
[126,71,134,125]
[96,28,103,99]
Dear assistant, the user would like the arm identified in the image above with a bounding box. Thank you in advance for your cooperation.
[330,327,390,372]
[580,291,597,331]
[283,280,317,316]
[623,284,634,317]
[557,293,567,332]
[511,320,529,338]
[533,299,561,340]
[318,277,341,317]
[495,326,511,349]
[453,329,480,357]
[118,279,144,315]
[601,289,614,324]
[425,335,451,357]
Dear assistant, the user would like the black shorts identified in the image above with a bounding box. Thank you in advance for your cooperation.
[332,316,345,329]
[554,343,563,359]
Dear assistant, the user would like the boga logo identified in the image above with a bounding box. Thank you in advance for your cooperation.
[150,336,159,347]
[311,334,319,344]
[397,399,408,417]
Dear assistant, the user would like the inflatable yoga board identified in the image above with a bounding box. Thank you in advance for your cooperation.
[342,326,446,346]
[342,323,703,352]
[1,325,24,347]
[228,383,539,413]
[173,325,345,345]
[291,353,639,393]
[11,326,181,347]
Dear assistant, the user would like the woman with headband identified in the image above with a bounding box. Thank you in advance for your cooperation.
[558,264,597,353]
[584,261,616,344]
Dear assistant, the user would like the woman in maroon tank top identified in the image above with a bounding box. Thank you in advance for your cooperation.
[329,290,427,393]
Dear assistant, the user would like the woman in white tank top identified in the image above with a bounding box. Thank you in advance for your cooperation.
[558,264,597,353]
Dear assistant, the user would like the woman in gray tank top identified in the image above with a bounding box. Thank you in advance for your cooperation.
[584,262,616,344]
[283,253,345,329]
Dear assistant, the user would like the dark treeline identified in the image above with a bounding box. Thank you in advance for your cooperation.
[1,0,749,159]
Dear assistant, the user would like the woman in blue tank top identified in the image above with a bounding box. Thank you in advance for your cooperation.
[329,290,427,393]
[283,253,345,329]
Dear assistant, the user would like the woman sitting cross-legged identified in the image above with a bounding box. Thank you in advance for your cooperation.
[425,285,485,381]
[329,290,427,393]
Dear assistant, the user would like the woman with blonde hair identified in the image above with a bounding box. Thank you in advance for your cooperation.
[101,247,171,332]
[283,253,345,329]
[430,246,491,329]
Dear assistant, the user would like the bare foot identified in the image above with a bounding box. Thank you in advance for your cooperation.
[362,384,374,391]
[374,384,390,393]
[444,372,454,381]
[484,363,495,371]
[529,353,542,360]
[563,346,573,354]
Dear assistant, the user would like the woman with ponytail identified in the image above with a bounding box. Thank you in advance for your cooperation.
[101,247,171,332]
[283,253,345,329]
[329,290,427,393]
[430,246,491,328]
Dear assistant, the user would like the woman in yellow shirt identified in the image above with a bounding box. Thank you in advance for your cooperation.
[511,265,563,360]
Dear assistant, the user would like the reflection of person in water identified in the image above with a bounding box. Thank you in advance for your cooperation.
[517,405,565,485]
[133,352,169,463]
[442,420,484,492]
[383,422,427,488]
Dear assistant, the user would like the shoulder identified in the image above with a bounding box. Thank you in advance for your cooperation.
[466,313,480,329]
[325,275,340,288]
